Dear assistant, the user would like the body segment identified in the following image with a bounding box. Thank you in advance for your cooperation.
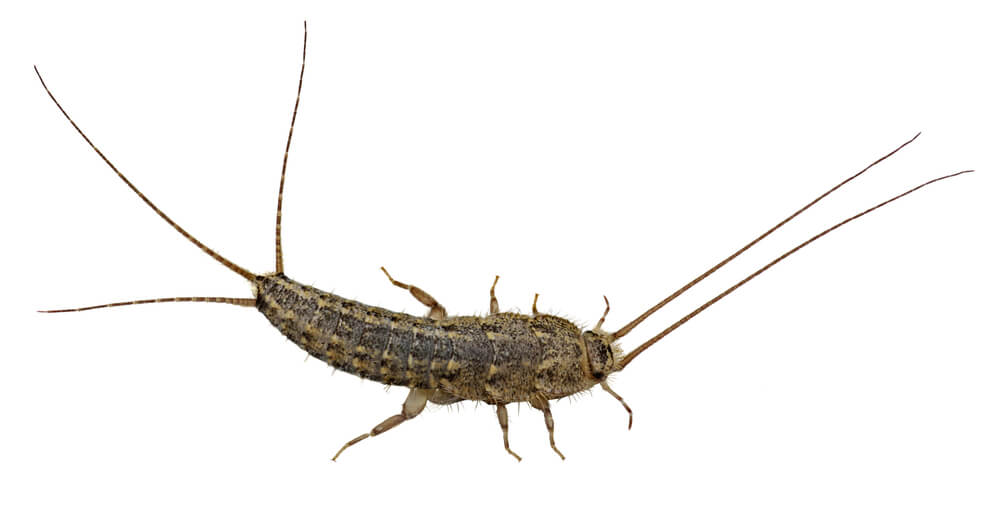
[255,274,603,403]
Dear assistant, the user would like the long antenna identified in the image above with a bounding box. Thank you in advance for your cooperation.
[617,169,973,370]
[611,133,922,340]
[275,21,308,274]
[33,66,256,282]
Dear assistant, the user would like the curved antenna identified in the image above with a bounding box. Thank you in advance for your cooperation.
[275,21,308,274]
[40,297,256,313]
[33,66,256,282]
[611,133,922,340]
[617,169,973,371]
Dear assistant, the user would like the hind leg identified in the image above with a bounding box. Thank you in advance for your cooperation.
[380,267,446,319]
[332,388,431,461]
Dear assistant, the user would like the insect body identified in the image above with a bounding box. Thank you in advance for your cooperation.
[257,272,619,459]
[37,23,972,461]
[258,273,616,403]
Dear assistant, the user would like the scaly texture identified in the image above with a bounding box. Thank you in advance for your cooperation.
[256,274,598,403]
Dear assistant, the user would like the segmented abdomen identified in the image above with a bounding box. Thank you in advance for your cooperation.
[255,274,592,403]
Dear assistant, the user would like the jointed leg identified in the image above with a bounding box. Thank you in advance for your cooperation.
[429,389,463,405]
[594,296,611,331]
[332,388,431,461]
[529,396,565,460]
[381,267,447,320]
[600,380,633,430]
[489,276,500,315]
[495,404,521,461]
[532,293,540,316]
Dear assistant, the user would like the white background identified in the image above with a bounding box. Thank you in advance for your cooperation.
[3,1,998,529]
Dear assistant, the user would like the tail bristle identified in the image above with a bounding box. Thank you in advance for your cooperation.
[275,21,308,274]
[33,66,256,282]
[39,297,256,313]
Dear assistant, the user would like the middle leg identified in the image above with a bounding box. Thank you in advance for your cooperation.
[489,275,500,315]
[495,404,521,461]
[529,395,566,460]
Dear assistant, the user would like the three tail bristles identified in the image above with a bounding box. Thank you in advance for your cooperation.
[36,22,310,315]
[40,297,257,314]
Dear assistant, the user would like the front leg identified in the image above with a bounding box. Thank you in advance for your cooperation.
[600,381,633,430]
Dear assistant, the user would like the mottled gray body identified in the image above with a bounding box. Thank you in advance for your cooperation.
[256,274,599,404]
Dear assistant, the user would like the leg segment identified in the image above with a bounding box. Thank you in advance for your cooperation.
[495,404,521,461]
[532,293,540,316]
[600,380,633,430]
[489,275,500,315]
[429,389,463,405]
[594,296,611,331]
[381,267,447,320]
[332,388,431,461]
[529,396,565,460]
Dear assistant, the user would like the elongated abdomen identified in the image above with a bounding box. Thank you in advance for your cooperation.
[255,274,595,403]
[256,274,432,385]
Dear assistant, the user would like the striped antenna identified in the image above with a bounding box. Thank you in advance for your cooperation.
[275,21,308,274]
[33,66,256,282]
[617,168,974,371]
[612,133,922,340]
[40,297,256,314]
